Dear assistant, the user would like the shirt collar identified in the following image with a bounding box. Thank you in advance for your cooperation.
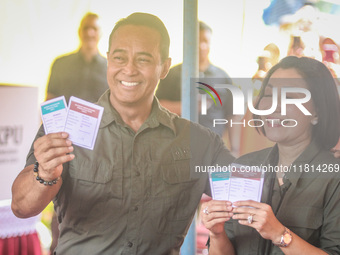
[264,140,321,187]
[143,97,177,134]
[98,90,176,134]
[77,50,101,63]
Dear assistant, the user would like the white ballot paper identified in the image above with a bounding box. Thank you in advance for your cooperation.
[209,163,264,203]
[40,96,67,134]
[64,96,103,150]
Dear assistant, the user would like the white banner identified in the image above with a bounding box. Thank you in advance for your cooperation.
[0,85,40,201]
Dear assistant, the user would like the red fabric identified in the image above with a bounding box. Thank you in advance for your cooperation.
[0,233,41,255]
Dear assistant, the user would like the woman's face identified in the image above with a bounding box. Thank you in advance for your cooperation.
[258,68,317,147]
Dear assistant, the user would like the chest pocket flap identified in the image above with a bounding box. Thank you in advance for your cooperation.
[162,146,193,184]
[68,158,112,184]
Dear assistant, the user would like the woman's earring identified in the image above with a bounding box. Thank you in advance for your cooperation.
[311,118,318,125]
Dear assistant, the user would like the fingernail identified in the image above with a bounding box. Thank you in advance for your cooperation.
[66,139,72,146]
[61,132,68,138]
[226,201,232,206]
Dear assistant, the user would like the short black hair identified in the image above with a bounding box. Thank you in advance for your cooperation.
[199,21,212,33]
[108,12,170,62]
[79,12,99,30]
[254,56,340,150]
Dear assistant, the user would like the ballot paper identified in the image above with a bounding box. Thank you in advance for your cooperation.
[209,163,264,203]
[40,96,67,134]
[40,96,103,150]
[64,96,103,150]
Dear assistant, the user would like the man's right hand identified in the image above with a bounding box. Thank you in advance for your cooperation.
[34,132,75,180]
[201,200,233,237]
[201,200,236,255]
[12,132,75,218]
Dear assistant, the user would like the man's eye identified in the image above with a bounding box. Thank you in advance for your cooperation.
[138,58,150,63]
[113,56,125,62]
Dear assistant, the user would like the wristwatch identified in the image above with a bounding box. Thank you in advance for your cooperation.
[273,227,292,247]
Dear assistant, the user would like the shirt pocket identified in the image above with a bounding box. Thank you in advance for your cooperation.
[151,146,199,234]
[152,146,197,197]
[279,206,323,241]
[66,158,122,232]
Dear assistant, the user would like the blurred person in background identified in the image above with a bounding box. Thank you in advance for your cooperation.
[155,21,234,139]
[320,37,339,64]
[253,43,280,83]
[46,12,108,103]
[320,37,340,80]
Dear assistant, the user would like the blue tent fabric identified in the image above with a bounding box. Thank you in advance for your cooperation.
[263,0,306,25]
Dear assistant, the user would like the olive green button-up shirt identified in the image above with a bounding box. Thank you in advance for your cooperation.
[26,90,234,254]
[224,141,340,255]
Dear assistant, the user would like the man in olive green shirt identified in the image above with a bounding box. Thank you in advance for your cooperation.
[11,13,234,254]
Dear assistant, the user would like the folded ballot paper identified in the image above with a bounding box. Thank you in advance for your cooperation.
[209,163,264,203]
[40,96,103,150]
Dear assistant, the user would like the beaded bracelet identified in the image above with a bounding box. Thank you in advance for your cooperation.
[33,161,60,186]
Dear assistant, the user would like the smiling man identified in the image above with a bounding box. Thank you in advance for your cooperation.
[11,13,234,254]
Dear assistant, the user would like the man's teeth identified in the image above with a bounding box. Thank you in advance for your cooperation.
[121,81,139,87]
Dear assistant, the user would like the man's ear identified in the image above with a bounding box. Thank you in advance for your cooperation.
[160,58,172,79]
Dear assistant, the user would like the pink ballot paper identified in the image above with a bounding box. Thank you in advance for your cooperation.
[209,163,264,203]
[64,96,103,150]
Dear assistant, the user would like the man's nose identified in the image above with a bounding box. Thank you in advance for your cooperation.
[199,42,209,50]
[85,27,97,36]
[123,60,138,75]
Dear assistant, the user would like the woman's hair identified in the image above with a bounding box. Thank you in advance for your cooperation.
[254,56,340,150]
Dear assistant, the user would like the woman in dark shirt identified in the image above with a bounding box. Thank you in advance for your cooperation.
[202,56,340,254]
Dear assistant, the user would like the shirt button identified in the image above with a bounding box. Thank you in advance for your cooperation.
[133,206,138,211]
[127,242,133,247]
[135,171,140,177]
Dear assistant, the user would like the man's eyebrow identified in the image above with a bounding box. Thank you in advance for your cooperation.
[110,49,153,58]
[136,52,153,58]
[111,49,126,54]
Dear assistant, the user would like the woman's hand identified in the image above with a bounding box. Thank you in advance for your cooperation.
[201,200,233,237]
[232,200,285,243]
[331,148,340,159]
